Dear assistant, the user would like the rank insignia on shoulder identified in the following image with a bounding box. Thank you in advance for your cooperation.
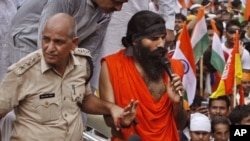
[12,52,41,76]
[73,48,92,58]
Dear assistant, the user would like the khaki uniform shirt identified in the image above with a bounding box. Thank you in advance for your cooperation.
[0,48,92,141]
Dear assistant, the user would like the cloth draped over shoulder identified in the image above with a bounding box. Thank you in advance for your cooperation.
[103,49,184,141]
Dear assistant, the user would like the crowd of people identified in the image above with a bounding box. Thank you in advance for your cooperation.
[0,0,250,141]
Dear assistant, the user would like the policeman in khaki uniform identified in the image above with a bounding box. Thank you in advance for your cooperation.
[0,13,139,141]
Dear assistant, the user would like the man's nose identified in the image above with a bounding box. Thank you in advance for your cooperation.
[47,41,55,51]
[216,108,220,114]
[157,38,165,48]
[221,134,227,140]
[198,133,204,139]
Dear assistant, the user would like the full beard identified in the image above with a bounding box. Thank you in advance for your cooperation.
[133,42,167,82]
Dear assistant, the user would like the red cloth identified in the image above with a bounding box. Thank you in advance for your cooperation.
[211,72,221,92]
[223,51,229,61]
[103,49,184,141]
[239,85,245,105]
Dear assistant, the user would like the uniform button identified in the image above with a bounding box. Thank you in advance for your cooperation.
[65,114,67,117]
[64,97,66,100]
[45,101,49,105]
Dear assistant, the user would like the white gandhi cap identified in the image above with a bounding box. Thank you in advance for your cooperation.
[190,113,211,132]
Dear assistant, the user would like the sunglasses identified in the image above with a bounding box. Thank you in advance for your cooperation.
[227,28,241,34]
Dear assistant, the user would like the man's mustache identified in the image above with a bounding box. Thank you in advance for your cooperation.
[150,47,167,58]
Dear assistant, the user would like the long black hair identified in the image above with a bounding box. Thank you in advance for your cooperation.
[122,10,166,48]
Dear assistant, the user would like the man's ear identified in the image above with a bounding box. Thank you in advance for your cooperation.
[72,37,79,50]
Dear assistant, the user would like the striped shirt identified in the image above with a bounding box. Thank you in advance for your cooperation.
[9,0,111,66]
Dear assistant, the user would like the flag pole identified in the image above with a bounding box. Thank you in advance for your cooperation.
[231,78,237,109]
[200,55,204,98]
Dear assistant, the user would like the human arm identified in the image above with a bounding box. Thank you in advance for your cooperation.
[157,0,176,43]
[99,61,139,129]
[187,16,197,32]
[194,106,209,116]
[81,94,122,128]
[0,71,21,119]
[167,74,188,130]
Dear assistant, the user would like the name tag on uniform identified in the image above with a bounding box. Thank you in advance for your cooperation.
[39,93,55,99]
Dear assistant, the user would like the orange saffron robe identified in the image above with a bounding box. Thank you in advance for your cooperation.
[103,49,184,141]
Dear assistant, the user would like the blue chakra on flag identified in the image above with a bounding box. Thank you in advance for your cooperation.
[180,59,189,74]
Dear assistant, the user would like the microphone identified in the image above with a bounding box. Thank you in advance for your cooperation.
[127,134,141,141]
[160,57,183,97]
[160,57,174,81]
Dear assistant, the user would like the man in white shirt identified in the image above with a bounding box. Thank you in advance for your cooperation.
[221,19,250,70]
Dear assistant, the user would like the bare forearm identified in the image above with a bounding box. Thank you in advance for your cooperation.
[173,99,188,130]
[103,115,115,128]
[187,17,197,31]
[81,94,113,115]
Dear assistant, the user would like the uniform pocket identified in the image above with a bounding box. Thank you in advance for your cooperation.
[33,95,60,123]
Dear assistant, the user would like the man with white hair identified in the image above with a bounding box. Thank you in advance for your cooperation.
[189,113,211,141]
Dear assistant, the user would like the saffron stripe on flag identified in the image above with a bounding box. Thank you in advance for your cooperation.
[173,22,196,105]
[210,19,225,75]
[191,6,210,63]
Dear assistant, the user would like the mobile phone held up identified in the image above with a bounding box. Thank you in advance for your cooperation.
[201,101,209,108]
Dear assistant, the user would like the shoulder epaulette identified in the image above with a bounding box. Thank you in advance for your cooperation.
[11,52,41,76]
[73,48,92,58]
[73,48,93,85]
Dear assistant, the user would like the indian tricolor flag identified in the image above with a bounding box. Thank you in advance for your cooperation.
[210,31,242,99]
[191,6,210,63]
[173,22,196,105]
[210,19,225,75]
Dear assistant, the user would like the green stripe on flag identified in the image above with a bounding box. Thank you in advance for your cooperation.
[211,50,225,74]
[184,91,188,103]
[197,0,203,4]
[193,33,210,62]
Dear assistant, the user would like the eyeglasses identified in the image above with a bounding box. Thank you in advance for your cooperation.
[226,28,241,34]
